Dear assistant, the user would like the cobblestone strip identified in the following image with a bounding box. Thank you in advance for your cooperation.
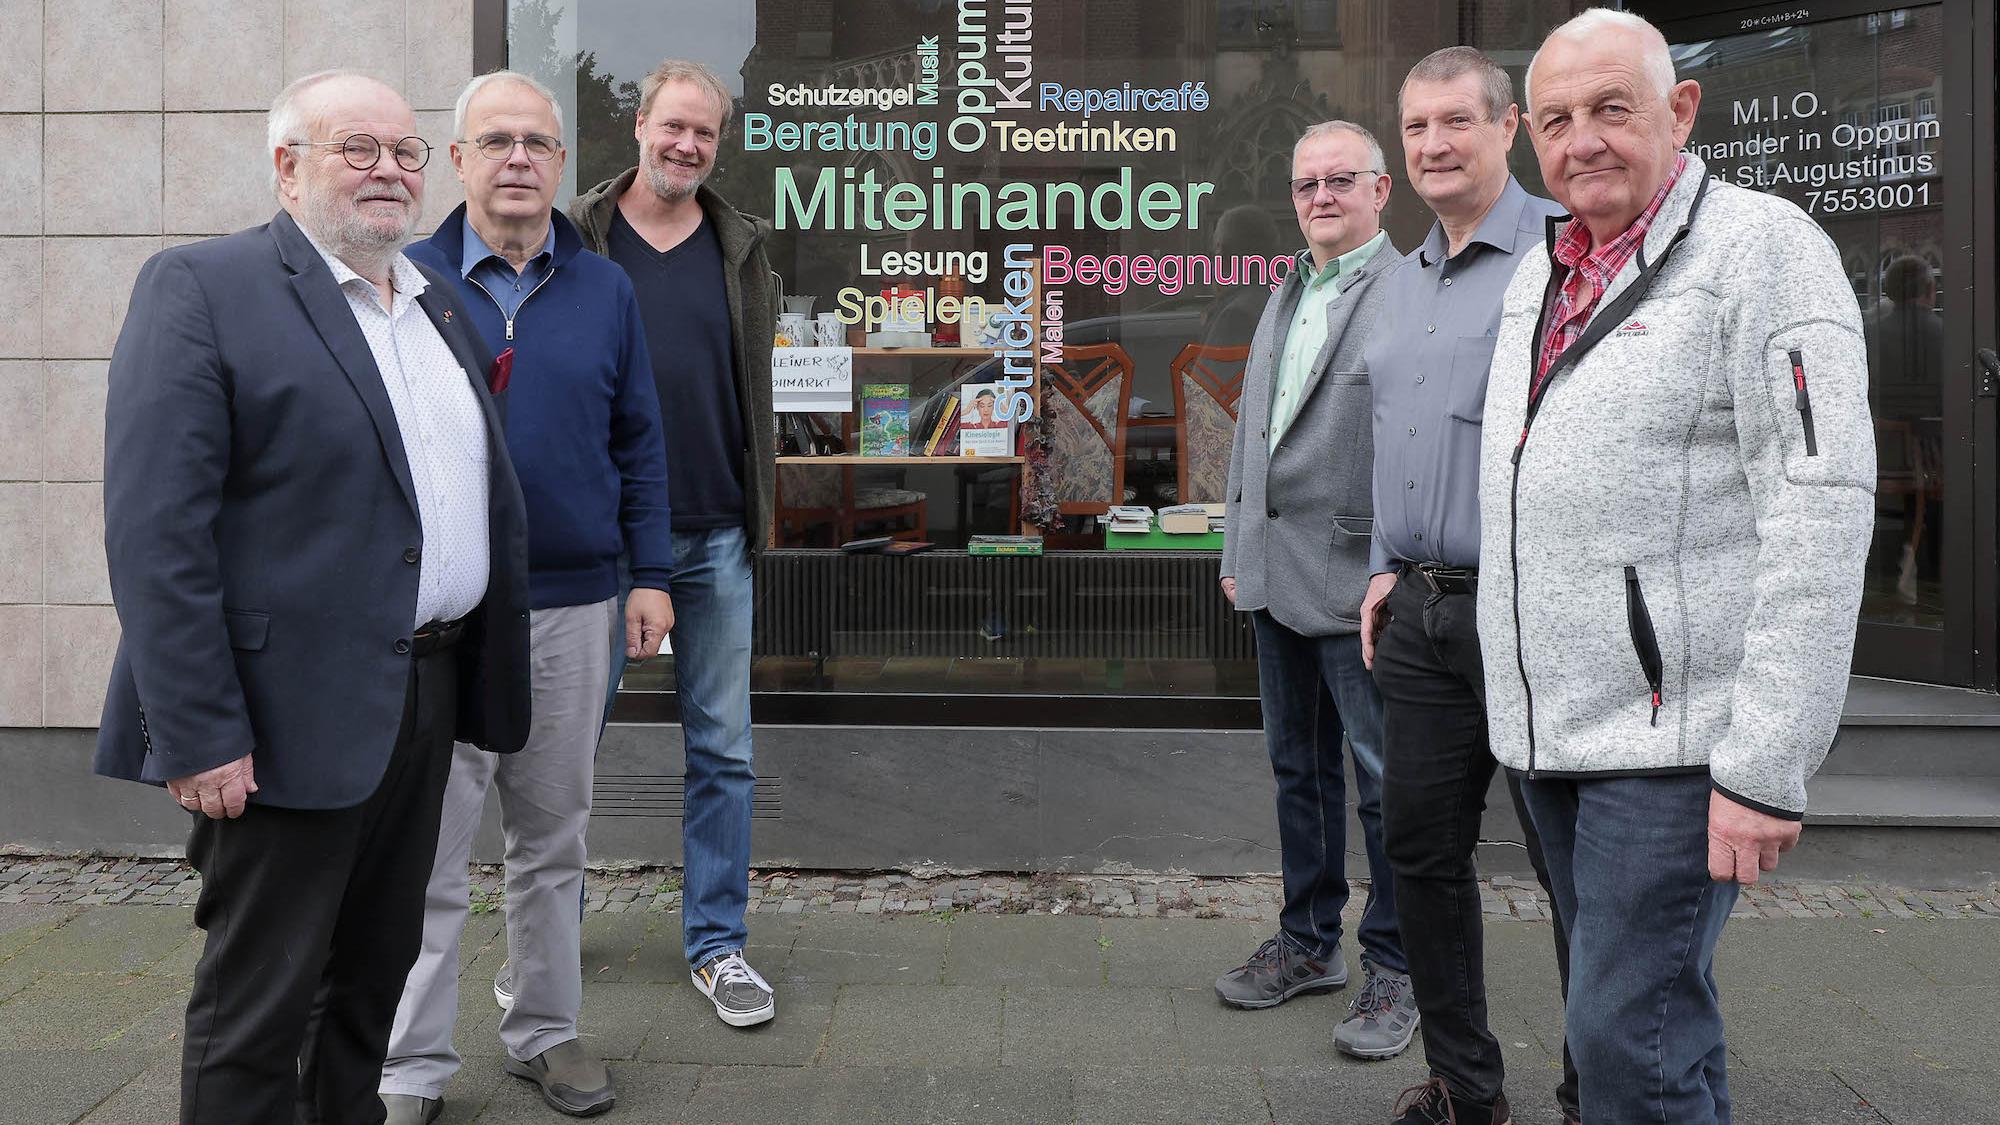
[3,856,1996,922]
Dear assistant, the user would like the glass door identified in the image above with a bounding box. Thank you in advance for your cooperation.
[1652,0,1996,687]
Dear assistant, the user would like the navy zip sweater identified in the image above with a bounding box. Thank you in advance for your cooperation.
[409,206,673,609]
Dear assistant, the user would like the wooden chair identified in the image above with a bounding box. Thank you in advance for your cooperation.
[773,463,929,547]
[1168,342,1250,504]
[1043,343,1137,522]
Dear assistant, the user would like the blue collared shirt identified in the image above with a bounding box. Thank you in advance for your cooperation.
[1362,177,1565,573]
[460,214,556,325]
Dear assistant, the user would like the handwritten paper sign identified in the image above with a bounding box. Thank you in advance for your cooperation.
[771,347,853,413]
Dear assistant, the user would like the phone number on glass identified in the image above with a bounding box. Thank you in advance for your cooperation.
[1805,182,1933,215]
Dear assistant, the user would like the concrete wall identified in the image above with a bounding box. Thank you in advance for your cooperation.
[0,0,475,727]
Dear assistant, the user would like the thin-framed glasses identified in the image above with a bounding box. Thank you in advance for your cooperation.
[464,132,563,162]
[288,134,432,173]
[1289,170,1384,200]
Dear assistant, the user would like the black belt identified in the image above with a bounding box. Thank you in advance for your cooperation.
[410,616,469,657]
[1406,562,1478,596]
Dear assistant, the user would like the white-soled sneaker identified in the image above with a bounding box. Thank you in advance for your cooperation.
[493,960,516,1012]
[691,950,775,1027]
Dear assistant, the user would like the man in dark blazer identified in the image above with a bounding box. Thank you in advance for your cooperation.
[1216,120,1416,1058]
[94,70,530,1124]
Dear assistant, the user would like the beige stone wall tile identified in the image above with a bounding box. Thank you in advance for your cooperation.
[44,361,109,483]
[414,110,462,234]
[45,604,119,727]
[43,237,161,359]
[0,361,42,481]
[0,116,42,235]
[0,483,44,604]
[406,0,476,111]
[44,115,164,236]
[0,605,43,725]
[283,0,404,87]
[45,0,164,112]
[167,0,285,111]
[0,238,43,358]
[165,113,273,235]
[0,0,42,112]
[45,482,108,605]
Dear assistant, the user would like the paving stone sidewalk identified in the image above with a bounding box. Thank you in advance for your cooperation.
[1,857,1997,1124]
[5,855,1997,923]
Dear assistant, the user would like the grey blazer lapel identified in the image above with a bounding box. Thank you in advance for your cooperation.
[1295,252,1389,408]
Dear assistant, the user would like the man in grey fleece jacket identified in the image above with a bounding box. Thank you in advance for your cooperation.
[1476,11,1874,1124]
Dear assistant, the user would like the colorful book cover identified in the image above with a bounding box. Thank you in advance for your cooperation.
[959,381,1014,457]
[859,383,911,456]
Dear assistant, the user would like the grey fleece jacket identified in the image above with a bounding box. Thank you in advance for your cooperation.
[1475,155,1875,819]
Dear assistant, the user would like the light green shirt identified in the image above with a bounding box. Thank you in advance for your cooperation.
[1270,230,1387,452]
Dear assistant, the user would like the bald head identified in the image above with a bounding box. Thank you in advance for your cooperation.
[1527,9,1675,108]
[1524,8,1698,246]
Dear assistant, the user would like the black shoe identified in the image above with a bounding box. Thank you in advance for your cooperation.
[1391,1077,1512,1125]
[1213,934,1347,1009]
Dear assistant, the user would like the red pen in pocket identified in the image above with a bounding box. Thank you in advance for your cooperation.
[487,347,514,395]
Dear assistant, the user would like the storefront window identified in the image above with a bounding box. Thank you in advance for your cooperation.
[507,0,1589,712]
[1670,5,1947,630]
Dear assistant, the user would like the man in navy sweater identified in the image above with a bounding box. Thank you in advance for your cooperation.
[377,72,673,1123]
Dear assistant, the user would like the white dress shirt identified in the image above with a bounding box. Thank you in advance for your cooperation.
[309,236,490,627]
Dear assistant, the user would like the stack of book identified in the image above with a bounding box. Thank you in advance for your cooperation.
[1105,505,1154,534]
[1158,503,1224,534]
[967,535,1043,556]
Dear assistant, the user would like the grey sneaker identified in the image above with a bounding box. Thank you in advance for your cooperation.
[504,1038,616,1116]
[1334,960,1420,1059]
[493,960,515,1012]
[692,950,776,1027]
[1214,934,1348,1009]
[379,1093,441,1125]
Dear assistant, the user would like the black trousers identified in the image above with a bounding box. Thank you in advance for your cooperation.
[1373,575,1579,1116]
[179,646,459,1125]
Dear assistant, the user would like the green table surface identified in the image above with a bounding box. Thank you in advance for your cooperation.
[1104,527,1224,551]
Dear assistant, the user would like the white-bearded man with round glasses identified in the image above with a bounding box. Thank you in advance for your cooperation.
[96,70,532,1124]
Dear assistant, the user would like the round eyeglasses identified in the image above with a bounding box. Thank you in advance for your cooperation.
[464,132,563,162]
[288,134,433,173]
[1289,170,1385,200]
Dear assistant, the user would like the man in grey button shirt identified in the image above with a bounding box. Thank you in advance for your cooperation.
[1357,48,1577,1125]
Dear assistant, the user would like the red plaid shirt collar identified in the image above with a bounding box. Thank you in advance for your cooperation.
[1535,154,1689,390]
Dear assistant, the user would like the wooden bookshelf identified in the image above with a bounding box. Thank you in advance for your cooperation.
[775,455,1025,465]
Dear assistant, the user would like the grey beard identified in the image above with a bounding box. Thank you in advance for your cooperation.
[302,184,418,276]
[643,153,706,202]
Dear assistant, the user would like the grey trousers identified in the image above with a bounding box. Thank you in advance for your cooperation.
[379,598,616,1099]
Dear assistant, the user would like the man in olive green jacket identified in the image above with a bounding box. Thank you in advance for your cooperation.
[565,58,782,1030]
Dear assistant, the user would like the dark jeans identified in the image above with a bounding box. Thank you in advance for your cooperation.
[1518,774,1739,1124]
[1252,612,1403,973]
[1373,576,1578,1115]
[180,647,459,1125]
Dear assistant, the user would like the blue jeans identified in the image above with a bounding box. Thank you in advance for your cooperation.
[605,526,756,969]
[1251,611,1404,974]
[1517,773,1739,1125]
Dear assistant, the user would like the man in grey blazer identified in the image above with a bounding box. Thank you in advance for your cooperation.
[1216,120,1417,1060]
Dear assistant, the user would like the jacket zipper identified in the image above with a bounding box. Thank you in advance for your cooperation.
[467,266,560,341]
[1787,348,1818,456]
[1623,565,1666,727]
[1508,287,1559,778]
